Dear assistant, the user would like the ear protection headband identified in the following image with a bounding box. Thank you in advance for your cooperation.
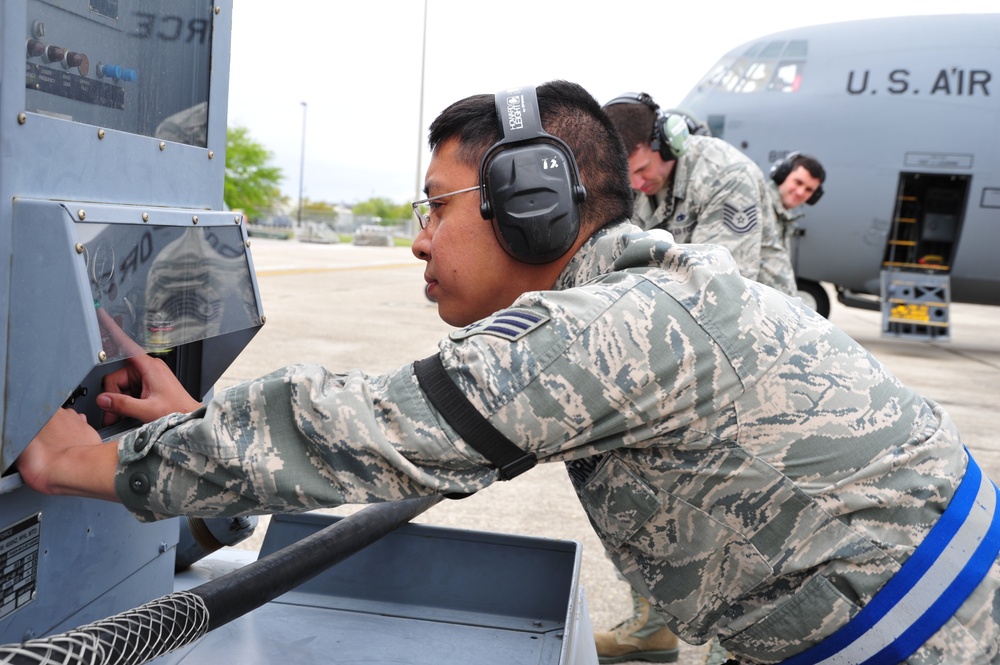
[603,92,694,161]
[770,151,824,205]
[479,86,587,264]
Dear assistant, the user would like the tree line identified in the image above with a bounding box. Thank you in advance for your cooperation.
[225,125,410,224]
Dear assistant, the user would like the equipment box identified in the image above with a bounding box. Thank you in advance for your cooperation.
[159,512,598,665]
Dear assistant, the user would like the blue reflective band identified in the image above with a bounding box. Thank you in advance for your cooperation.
[782,452,1000,665]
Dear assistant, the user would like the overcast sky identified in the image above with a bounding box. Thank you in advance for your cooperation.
[226,1,995,206]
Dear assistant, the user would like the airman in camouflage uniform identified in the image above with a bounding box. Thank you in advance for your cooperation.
[18,81,1000,664]
[767,152,827,252]
[603,96,796,300]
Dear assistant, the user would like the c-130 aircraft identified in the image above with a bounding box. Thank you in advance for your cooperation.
[675,13,998,342]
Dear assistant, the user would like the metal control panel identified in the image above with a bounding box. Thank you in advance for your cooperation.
[0,0,258,644]
[2,0,248,461]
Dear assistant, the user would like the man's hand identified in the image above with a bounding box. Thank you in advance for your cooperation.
[96,307,146,360]
[16,409,119,501]
[99,354,201,426]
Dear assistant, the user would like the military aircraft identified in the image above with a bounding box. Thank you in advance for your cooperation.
[675,13,999,341]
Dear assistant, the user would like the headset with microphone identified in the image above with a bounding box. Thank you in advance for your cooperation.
[770,151,824,205]
[479,86,587,264]
[603,92,708,161]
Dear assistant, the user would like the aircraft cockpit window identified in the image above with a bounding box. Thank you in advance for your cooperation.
[760,41,786,58]
[694,40,808,94]
[722,58,753,92]
[720,70,742,92]
[770,62,804,92]
[783,40,808,57]
[699,59,734,90]
[735,61,774,93]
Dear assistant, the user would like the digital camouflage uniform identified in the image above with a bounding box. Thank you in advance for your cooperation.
[634,135,796,298]
[116,222,1000,664]
[768,179,803,253]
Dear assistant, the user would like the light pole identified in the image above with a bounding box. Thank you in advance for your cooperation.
[414,0,428,231]
[297,101,307,226]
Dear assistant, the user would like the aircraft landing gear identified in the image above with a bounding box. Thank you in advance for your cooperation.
[796,278,831,318]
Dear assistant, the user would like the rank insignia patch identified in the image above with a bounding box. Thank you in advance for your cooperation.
[450,308,550,342]
[722,203,759,234]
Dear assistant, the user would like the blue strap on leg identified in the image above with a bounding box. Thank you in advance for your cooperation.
[782,452,1000,665]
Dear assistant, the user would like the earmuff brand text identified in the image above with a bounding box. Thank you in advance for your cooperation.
[505,95,525,132]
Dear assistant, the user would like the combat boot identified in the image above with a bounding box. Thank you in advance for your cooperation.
[703,637,735,665]
[594,589,679,663]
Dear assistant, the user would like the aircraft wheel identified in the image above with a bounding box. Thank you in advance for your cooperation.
[796,279,831,318]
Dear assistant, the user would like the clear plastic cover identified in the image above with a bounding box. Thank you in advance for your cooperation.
[76,222,258,362]
[25,0,213,146]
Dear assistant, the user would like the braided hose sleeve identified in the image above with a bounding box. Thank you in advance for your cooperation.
[0,494,444,665]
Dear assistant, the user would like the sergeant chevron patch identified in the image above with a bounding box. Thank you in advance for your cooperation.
[722,203,759,234]
[450,308,550,342]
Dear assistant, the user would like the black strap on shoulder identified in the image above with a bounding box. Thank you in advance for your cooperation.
[413,354,536,481]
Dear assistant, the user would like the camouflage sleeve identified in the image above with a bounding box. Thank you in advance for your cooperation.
[687,162,765,282]
[115,363,501,522]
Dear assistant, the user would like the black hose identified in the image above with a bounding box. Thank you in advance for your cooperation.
[195,494,444,630]
[0,494,444,665]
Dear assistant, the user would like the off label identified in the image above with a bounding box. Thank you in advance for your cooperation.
[0,513,41,620]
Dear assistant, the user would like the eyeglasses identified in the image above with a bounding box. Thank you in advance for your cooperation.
[411,185,481,230]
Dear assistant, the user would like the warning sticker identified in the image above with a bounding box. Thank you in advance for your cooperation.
[0,513,41,620]
[890,303,931,322]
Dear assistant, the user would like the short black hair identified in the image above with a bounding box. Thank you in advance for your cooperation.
[791,154,826,184]
[427,80,633,234]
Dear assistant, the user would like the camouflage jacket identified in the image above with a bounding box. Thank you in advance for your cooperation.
[117,222,991,663]
[634,135,796,297]
[768,180,804,252]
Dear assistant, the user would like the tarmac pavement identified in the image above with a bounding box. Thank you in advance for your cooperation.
[224,237,1000,664]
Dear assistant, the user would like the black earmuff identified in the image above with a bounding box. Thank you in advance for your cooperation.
[770,151,824,205]
[479,86,587,264]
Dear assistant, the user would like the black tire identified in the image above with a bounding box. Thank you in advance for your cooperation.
[796,278,831,318]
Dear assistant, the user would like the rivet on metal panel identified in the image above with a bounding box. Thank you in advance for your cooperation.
[75,243,84,254]
[98,351,107,362]
[159,141,166,151]
[77,209,86,220]
[97,129,105,139]
[142,212,149,222]
[215,6,221,14]
[192,215,199,225]
[17,113,26,125]
[261,315,267,325]
[208,150,214,159]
